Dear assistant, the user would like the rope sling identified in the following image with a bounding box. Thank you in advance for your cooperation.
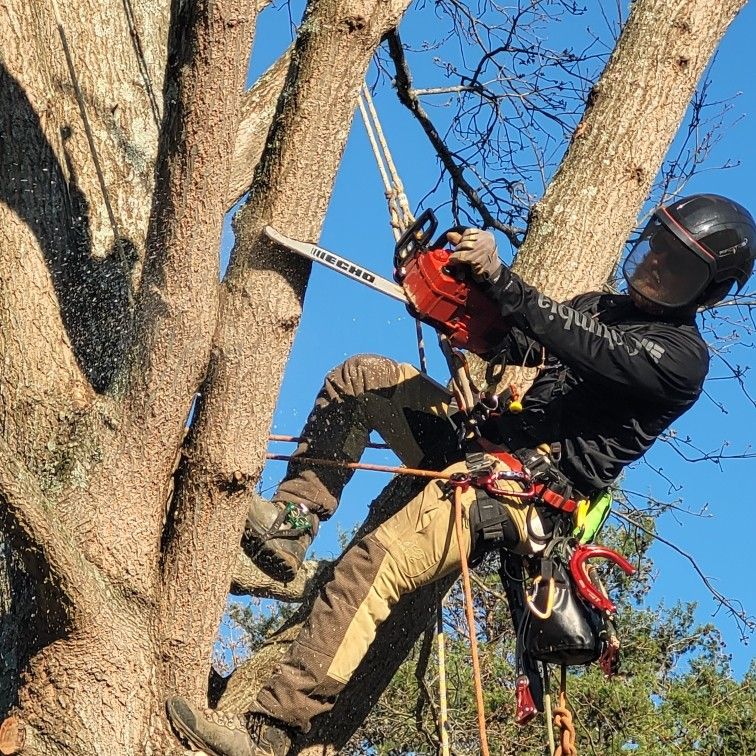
[358,83,491,756]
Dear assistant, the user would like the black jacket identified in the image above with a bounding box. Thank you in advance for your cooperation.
[486,278,710,496]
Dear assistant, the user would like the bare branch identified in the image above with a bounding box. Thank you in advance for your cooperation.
[613,508,755,638]
[387,30,524,245]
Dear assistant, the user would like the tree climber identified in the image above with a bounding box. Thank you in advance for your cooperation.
[167,194,756,756]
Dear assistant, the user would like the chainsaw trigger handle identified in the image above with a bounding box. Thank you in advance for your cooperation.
[568,544,636,615]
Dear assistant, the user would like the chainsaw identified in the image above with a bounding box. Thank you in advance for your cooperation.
[264,209,509,356]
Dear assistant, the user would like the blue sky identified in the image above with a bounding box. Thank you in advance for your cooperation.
[226,1,756,677]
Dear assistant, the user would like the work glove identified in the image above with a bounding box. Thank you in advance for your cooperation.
[447,228,504,284]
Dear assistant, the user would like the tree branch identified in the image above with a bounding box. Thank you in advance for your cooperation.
[613,509,755,638]
[227,48,292,208]
[0,436,103,612]
[387,30,523,245]
[230,555,323,601]
[90,0,256,588]
[516,0,748,300]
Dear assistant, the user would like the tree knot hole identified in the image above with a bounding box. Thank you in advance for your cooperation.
[280,314,301,333]
[220,469,251,493]
[625,164,647,185]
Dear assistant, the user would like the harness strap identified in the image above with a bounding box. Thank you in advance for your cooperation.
[470,443,581,515]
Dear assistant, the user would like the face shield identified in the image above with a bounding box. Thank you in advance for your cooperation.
[623,215,714,309]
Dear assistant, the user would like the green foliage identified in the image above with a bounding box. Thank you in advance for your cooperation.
[225,527,755,754]
[348,530,756,755]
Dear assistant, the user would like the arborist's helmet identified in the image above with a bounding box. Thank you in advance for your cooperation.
[623,194,756,310]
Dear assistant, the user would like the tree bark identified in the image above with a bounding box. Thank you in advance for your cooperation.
[158,0,413,702]
[227,48,292,208]
[0,0,255,750]
[0,0,746,751]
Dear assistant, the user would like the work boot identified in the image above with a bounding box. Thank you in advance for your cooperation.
[166,696,293,756]
[241,493,318,583]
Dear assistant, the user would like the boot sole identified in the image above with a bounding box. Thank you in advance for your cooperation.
[243,540,298,583]
[166,698,224,756]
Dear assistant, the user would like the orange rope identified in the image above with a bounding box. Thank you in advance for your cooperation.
[453,486,490,756]
[265,453,452,481]
[553,665,577,756]
[268,434,390,449]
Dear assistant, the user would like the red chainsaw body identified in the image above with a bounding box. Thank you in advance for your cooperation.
[398,246,510,355]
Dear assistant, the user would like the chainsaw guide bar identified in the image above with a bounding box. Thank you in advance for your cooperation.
[264,226,408,304]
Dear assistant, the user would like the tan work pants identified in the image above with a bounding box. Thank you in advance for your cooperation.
[256,355,534,732]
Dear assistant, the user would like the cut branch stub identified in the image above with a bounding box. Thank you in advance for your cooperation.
[0,716,25,756]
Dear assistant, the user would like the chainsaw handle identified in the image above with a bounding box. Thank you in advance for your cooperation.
[433,224,467,249]
[394,209,437,272]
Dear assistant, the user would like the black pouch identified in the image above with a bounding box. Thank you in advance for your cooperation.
[523,556,606,666]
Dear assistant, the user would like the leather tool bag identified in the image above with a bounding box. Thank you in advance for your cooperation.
[523,556,606,666]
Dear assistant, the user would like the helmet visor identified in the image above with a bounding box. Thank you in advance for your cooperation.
[623,217,712,309]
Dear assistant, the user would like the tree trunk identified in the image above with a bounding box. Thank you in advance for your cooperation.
[225,0,747,748]
[158,0,413,703]
[0,0,255,750]
[0,0,745,751]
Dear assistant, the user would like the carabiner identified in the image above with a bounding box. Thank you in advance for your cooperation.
[481,470,536,499]
[568,544,636,615]
[525,575,555,620]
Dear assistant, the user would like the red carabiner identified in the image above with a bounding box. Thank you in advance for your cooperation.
[481,470,536,499]
[568,544,636,615]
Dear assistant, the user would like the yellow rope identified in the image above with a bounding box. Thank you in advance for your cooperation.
[436,594,450,756]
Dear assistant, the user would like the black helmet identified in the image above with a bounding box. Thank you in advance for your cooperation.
[623,194,756,309]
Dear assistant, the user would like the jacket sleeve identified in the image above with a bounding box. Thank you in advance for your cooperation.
[491,327,544,368]
[487,273,709,401]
